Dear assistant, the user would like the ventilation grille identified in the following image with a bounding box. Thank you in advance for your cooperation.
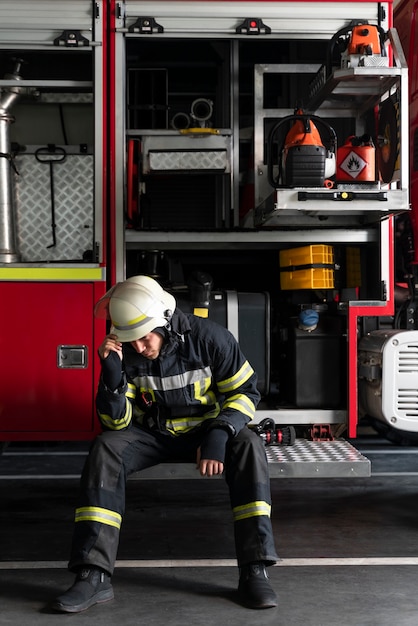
[397,390,418,416]
[396,344,418,416]
[397,345,418,373]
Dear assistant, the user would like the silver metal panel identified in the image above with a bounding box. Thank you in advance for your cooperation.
[130,439,370,479]
[125,228,377,249]
[142,133,231,173]
[0,1,94,46]
[124,2,387,38]
[149,150,227,171]
[225,290,239,341]
[113,9,128,283]
[252,409,347,426]
[14,151,94,262]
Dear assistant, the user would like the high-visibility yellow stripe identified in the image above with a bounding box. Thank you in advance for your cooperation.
[223,394,255,420]
[126,383,136,399]
[217,361,254,394]
[194,377,216,406]
[165,416,207,434]
[233,500,271,522]
[0,267,104,281]
[99,398,132,430]
[75,506,122,529]
[133,367,212,392]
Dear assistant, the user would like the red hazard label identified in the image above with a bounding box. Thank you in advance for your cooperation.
[339,150,368,179]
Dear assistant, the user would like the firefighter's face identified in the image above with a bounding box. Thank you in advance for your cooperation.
[131,332,164,360]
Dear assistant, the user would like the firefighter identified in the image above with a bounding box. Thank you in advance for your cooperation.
[53,275,279,613]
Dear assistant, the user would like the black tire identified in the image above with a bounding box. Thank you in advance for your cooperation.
[367,417,418,446]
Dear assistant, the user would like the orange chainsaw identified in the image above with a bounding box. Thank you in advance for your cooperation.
[268,109,336,188]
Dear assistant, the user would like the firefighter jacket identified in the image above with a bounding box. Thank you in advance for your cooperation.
[96,308,260,437]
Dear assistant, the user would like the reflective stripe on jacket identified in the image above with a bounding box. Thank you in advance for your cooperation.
[96,309,260,435]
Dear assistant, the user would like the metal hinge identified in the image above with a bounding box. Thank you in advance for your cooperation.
[116,2,124,20]
[378,4,386,25]
[236,18,271,35]
[54,30,89,47]
[128,17,164,34]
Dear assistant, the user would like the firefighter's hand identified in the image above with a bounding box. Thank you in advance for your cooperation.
[196,447,224,477]
[98,334,123,360]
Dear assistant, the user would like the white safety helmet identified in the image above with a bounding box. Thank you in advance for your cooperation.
[94,275,176,342]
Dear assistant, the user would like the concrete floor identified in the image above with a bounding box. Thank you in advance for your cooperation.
[2,439,418,625]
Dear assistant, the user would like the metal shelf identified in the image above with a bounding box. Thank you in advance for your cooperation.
[307,29,407,115]
[256,187,408,228]
[308,66,403,115]
[125,228,377,249]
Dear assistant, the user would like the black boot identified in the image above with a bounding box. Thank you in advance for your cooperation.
[52,566,114,613]
[238,562,278,609]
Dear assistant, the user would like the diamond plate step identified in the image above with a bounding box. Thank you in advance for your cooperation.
[265,439,371,478]
[133,439,371,479]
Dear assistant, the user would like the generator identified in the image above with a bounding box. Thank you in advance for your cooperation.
[358,330,418,432]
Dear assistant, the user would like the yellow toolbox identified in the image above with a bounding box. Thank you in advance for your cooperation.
[279,245,335,290]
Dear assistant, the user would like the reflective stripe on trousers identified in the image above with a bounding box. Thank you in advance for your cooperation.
[69,425,279,574]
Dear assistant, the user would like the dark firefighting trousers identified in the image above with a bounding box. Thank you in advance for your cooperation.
[68,425,279,575]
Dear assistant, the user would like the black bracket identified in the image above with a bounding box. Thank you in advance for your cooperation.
[236,18,271,35]
[128,17,164,34]
[298,191,388,202]
[309,424,334,442]
[54,30,89,47]
[358,362,382,381]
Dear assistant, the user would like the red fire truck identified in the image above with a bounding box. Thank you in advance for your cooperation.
[0,1,415,477]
